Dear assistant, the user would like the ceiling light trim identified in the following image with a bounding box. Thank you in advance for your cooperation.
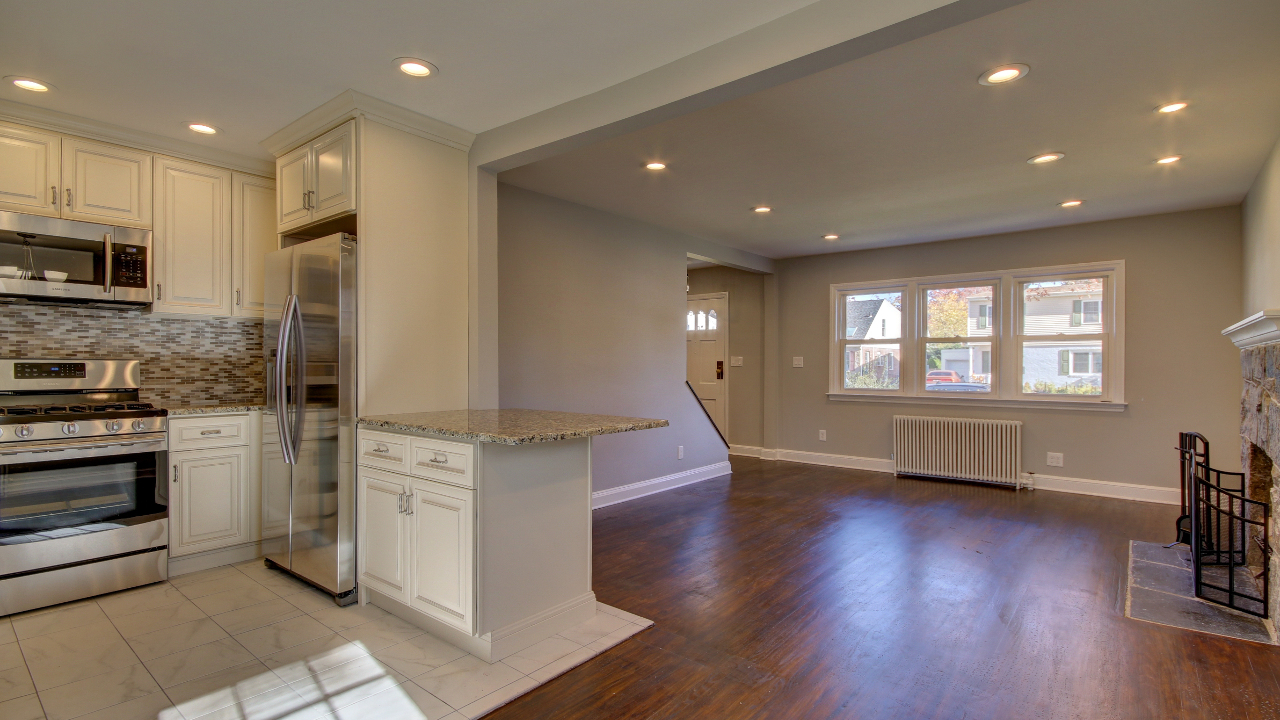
[396,58,439,78]
[978,63,1029,86]
[5,76,53,92]
[1028,152,1064,164]
[1155,102,1188,114]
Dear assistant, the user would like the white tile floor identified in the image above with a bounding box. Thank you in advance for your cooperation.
[0,559,652,720]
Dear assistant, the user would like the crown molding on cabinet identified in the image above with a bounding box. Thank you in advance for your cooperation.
[0,98,274,177]
[260,90,476,157]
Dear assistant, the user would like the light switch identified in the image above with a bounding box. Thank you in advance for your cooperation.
[792,357,804,368]
[731,356,743,367]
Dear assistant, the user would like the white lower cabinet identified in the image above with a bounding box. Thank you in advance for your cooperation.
[170,446,249,556]
[357,466,413,604]
[168,412,261,558]
[409,478,474,633]
[357,450,475,634]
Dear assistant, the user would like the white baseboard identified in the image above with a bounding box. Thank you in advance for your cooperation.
[168,541,261,577]
[592,461,732,509]
[1028,473,1179,505]
[731,447,1178,506]
[775,449,895,473]
[729,445,778,460]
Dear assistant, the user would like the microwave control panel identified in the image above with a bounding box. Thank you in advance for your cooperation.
[112,245,148,288]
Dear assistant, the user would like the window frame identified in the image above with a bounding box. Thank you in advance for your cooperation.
[828,261,1125,410]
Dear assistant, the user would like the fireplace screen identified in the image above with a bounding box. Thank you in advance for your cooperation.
[1178,433,1271,618]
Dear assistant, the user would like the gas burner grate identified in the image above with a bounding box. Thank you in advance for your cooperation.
[0,407,41,416]
[125,403,154,410]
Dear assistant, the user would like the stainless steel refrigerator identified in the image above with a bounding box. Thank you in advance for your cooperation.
[262,233,357,604]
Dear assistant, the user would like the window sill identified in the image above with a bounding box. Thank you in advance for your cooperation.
[825,392,1127,412]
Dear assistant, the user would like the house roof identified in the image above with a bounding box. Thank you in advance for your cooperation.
[846,299,884,340]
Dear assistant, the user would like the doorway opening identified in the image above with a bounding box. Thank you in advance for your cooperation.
[687,289,729,437]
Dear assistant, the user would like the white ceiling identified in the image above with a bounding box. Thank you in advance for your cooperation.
[500,0,1280,258]
[0,0,834,159]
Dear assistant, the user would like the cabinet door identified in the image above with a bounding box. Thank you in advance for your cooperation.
[276,143,310,232]
[171,446,249,557]
[152,157,232,315]
[232,173,277,318]
[409,478,474,633]
[310,121,355,222]
[358,467,412,604]
[0,122,61,217]
[61,137,152,227]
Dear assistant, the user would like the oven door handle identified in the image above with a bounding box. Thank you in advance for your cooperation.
[0,434,168,466]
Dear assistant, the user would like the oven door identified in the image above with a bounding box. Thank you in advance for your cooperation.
[0,434,168,576]
[0,211,116,303]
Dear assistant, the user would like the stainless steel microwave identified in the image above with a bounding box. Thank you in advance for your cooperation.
[0,211,151,307]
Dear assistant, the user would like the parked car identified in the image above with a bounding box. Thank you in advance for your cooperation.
[925,382,990,393]
[925,370,963,383]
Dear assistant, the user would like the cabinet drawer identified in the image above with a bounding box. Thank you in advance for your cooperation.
[358,430,411,473]
[169,415,249,451]
[410,437,473,488]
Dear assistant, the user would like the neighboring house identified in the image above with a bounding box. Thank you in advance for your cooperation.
[845,299,901,386]
[964,285,1103,393]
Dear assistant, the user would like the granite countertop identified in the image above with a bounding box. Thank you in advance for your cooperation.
[164,403,266,416]
[357,409,668,445]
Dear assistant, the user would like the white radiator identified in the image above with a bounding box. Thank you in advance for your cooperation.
[892,415,1023,488]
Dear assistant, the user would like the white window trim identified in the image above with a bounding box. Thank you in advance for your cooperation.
[828,260,1125,410]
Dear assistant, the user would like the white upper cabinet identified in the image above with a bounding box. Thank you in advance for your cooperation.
[275,120,355,233]
[276,144,310,231]
[0,121,61,218]
[232,173,277,318]
[62,136,152,227]
[152,156,232,316]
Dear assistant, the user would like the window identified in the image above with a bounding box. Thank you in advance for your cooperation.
[687,311,695,332]
[839,290,902,390]
[829,261,1124,406]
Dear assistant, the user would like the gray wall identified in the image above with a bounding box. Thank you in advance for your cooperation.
[498,183,728,492]
[687,265,766,448]
[776,206,1244,487]
[1245,135,1280,315]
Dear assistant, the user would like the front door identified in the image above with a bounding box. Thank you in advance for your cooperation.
[687,293,727,435]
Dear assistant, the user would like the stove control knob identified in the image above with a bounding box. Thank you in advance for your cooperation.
[15,424,34,438]
[132,419,147,432]
[105,420,123,433]
[62,422,79,436]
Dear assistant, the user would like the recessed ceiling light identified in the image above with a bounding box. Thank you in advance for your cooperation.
[1156,155,1181,164]
[396,58,437,77]
[1059,200,1084,208]
[753,206,772,213]
[823,234,839,240]
[645,162,666,170]
[6,76,51,92]
[187,123,218,135]
[978,64,1029,86]
[1156,102,1188,114]
[1028,152,1065,165]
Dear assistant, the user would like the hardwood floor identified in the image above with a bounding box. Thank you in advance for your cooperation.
[489,457,1280,720]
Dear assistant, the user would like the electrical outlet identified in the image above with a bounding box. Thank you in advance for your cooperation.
[1046,452,1064,467]
[819,429,827,441]
[678,445,684,460]
[792,357,804,368]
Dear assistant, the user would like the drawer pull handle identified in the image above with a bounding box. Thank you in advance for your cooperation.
[428,456,448,464]
[200,429,222,436]
[368,443,392,455]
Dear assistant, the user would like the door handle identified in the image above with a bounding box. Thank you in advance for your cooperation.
[236,289,241,306]
[716,360,724,380]
[172,464,178,483]
[65,188,72,208]
[50,186,57,205]
[156,283,162,301]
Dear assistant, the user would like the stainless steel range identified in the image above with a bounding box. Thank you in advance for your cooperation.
[0,359,168,615]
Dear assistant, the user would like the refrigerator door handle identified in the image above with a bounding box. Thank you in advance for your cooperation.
[290,295,307,462]
[276,294,299,464]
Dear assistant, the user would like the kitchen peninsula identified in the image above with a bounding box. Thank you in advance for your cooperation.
[354,408,666,661]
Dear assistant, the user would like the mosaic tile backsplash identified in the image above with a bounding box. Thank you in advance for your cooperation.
[1,305,263,406]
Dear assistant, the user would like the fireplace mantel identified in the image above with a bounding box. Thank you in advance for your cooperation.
[1223,310,1280,349]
